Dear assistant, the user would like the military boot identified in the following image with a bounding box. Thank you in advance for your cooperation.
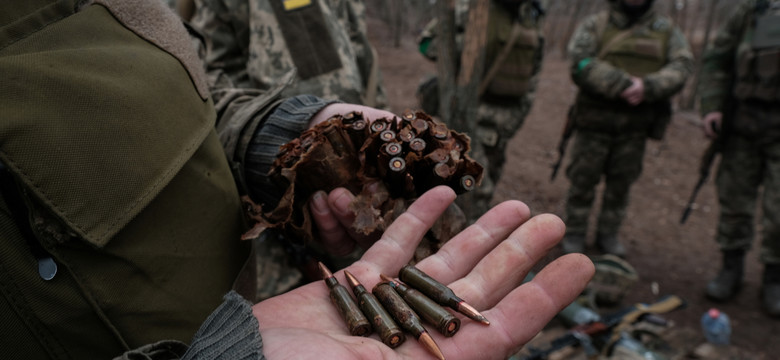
[762,264,780,316]
[705,250,745,301]
[561,234,586,254]
[596,233,625,257]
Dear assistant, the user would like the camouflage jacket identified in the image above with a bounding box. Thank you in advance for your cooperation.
[191,0,387,111]
[568,2,692,107]
[699,0,780,116]
[418,0,545,106]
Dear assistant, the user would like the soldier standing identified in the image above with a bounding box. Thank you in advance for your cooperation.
[561,0,692,256]
[698,0,780,315]
[418,0,545,222]
[189,0,388,299]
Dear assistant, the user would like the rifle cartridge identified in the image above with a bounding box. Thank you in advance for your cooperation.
[381,275,460,337]
[370,119,388,133]
[409,138,427,154]
[459,175,476,192]
[344,271,405,348]
[372,281,445,360]
[399,265,489,325]
[319,263,371,337]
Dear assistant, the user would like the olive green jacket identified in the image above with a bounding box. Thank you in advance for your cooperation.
[0,0,285,358]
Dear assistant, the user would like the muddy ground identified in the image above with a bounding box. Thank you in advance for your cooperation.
[368,17,779,360]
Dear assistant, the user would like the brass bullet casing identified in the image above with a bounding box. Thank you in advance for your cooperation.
[344,271,405,348]
[319,263,372,337]
[381,275,460,337]
[399,265,490,325]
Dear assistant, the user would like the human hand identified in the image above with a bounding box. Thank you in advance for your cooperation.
[701,112,722,139]
[310,103,397,128]
[255,186,595,359]
[309,185,382,257]
[620,76,645,106]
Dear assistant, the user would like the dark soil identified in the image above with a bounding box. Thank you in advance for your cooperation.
[368,17,779,360]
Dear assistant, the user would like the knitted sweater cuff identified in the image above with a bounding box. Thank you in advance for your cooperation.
[244,94,339,209]
[183,291,265,360]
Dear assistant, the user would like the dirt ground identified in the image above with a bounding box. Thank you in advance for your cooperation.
[368,17,779,360]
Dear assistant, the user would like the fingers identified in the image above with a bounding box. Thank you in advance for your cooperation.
[442,253,594,360]
[309,191,355,256]
[359,186,457,275]
[309,103,397,128]
[414,200,531,284]
[447,213,567,310]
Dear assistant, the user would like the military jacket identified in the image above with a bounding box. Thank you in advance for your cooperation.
[699,0,780,139]
[0,0,256,358]
[191,0,387,108]
[568,3,692,135]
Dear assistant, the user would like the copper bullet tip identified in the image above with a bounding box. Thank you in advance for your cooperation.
[418,331,445,360]
[458,301,490,325]
[343,270,360,288]
[379,274,396,284]
[318,262,333,279]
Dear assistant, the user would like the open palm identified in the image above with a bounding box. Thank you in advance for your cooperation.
[253,186,594,359]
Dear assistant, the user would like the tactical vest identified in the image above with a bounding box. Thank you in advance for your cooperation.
[0,1,249,358]
[482,2,541,100]
[574,11,673,137]
[600,17,670,77]
[733,12,780,103]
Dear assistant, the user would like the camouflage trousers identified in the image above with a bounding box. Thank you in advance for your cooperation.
[458,100,529,222]
[715,135,780,264]
[564,130,647,237]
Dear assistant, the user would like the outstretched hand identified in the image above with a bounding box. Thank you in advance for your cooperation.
[253,186,594,359]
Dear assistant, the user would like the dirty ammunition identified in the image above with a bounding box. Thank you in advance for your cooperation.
[373,282,445,360]
[319,262,372,336]
[381,275,460,337]
[399,265,490,325]
[344,271,405,348]
[409,137,427,154]
[370,119,388,133]
[459,175,476,193]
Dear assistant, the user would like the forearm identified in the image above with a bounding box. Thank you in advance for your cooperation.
[643,29,694,102]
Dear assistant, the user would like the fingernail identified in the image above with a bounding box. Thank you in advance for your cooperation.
[311,191,328,213]
[333,190,354,215]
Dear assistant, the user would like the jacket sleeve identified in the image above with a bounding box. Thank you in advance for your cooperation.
[698,1,752,115]
[113,292,265,360]
[567,15,633,99]
[642,25,693,102]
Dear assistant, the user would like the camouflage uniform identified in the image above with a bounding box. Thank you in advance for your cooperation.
[191,0,386,107]
[699,0,780,311]
[564,0,692,254]
[419,0,545,221]
[190,0,387,299]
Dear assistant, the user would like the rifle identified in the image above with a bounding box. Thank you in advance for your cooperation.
[679,135,720,224]
[550,105,577,181]
[520,295,686,360]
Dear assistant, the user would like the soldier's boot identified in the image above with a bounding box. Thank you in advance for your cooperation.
[561,234,586,254]
[705,250,745,301]
[762,264,780,316]
[596,233,625,257]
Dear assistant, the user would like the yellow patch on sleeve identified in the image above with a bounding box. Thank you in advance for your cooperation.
[283,0,312,11]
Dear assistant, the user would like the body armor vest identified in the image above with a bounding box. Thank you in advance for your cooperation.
[733,13,780,103]
[482,2,541,99]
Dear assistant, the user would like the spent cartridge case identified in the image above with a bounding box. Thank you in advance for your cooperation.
[319,263,371,336]
[344,271,405,348]
[385,276,460,337]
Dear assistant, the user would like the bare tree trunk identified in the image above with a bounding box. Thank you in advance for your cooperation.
[435,0,458,124]
[450,0,490,134]
[683,0,720,110]
[560,0,587,56]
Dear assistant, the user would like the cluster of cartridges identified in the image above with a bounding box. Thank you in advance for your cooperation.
[320,263,489,360]
[256,109,483,244]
